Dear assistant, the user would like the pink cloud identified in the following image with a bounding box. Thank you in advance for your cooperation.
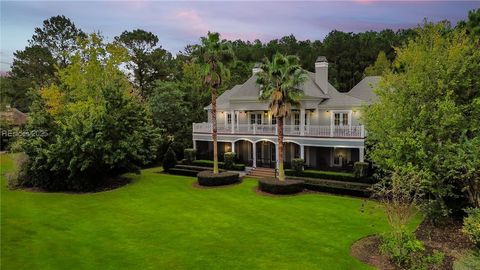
[175,10,209,36]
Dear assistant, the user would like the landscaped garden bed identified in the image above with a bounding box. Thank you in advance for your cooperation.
[286,176,372,197]
[351,219,477,270]
[285,169,375,184]
[258,178,304,195]
[197,170,240,186]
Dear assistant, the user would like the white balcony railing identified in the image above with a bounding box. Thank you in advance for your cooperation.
[193,123,365,138]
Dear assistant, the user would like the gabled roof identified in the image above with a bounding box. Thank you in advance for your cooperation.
[347,76,381,103]
[318,84,366,109]
[218,72,328,103]
[204,72,380,111]
[205,85,241,110]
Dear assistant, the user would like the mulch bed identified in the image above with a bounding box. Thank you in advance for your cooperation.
[351,219,475,270]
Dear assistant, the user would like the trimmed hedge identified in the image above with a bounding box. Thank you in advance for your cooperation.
[197,171,240,186]
[285,169,375,184]
[258,178,304,195]
[192,160,246,171]
[294,176,372,197]
[168,168,199,177]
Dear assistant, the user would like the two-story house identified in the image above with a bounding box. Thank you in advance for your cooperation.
[192,56,379,170]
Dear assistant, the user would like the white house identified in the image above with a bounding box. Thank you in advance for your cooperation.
[192,56,380,169]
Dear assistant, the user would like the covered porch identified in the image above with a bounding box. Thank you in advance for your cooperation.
[193,139,365,171]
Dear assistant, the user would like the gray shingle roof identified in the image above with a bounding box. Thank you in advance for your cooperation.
[205,72,379,110]
[318,85,366,109]
[346,76,381,103]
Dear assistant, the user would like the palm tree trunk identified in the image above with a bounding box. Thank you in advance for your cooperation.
[277,116,285,181]
[211,86,219,174]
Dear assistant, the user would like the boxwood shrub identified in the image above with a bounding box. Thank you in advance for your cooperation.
[258,178,304,195]
[291,158,304,173]
[285,169,375,184]
[184,148,197,164]
[223,152,236,170]
[197,171,240,186]
[353,162,369,178]
[192,160,245,171]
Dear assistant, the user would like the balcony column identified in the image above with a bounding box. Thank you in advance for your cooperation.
[231,110,235,133]
[193,140,197,150]
[231,141,235,153]
[359,147,365,162]
[300,108,305,136]
[236,111,239,130]
[252,142,257,168]
[300,144,305,160]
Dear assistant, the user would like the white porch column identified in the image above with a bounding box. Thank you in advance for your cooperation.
[193,140,197,150]
[252,142,257,168]
[359,147,365,162]
[231,141,235,153]
[231,110,235,133]
[300,108,305,136]
[300,144,305,160]
[236,111,239,130]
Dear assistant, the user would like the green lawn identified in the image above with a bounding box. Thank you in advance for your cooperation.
[1,154,392,270]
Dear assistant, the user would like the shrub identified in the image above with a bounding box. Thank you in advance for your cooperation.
[285,169,375,184]
[463,208,480,248]
[184,148,197,164]
[162,146,177,172]
[191,160,246,171]
[380,231,444,269]
[197,171,240,186]
[291,158,304,173]
[223,152,235,170]
[258,178,304,195]
[353,162,369,178]
[168,168,199,177]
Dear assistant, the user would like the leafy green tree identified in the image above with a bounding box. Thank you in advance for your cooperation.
[363,22,480,220]
[364,51,391,76]
[115,29,174,98]
[2,15,85,111]
[194,32,234,174]
[149,82,190,147]
[19,33,160,191]
[257,53,308,181]
[30,15,86,68]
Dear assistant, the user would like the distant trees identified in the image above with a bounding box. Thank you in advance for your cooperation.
[115,29,175,99]
[1,15,85,111]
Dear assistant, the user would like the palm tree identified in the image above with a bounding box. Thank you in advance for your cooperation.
[256,53,308,181]
[195,32,234,174]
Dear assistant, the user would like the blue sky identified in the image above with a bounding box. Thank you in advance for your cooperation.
[1,1,479,72]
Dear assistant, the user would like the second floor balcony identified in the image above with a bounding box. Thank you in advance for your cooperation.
[193,123,365,138]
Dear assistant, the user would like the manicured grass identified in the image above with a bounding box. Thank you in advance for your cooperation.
[1,154,393,269]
